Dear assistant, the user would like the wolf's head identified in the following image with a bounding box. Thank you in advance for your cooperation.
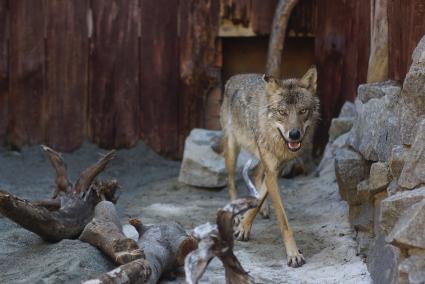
[262,66,320,152]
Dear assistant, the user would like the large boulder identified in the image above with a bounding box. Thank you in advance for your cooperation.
[379,187,425,235]
[338,101,357,118]
[335,147,370,205]
[387,200,425,249]
[348,90,401,162]
[400,35,425,145]
[178,129,252,188]
[398,118,425,189]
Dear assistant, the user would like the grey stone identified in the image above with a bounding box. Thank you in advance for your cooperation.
[350,201,374,233]
[380,187,425,235]
[328,117,354,142]
[388,200,425,249]
[317,132,350,177]
[400,36,425,145]
[348,94,401,162]
[178,128,252,188]
[369,162,391,194]
[412,35,425,66]
[387,180,402,196]
[368,233,400,284]
[399,118,425,189]
[399,254,425,284]
[389,145,409,180]
[335,147,369,205]
[356,179,371,203]
[358,81,401,103]
[338,101,357,118]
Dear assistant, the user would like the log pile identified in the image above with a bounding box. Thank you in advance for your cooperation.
[0,146,198,283]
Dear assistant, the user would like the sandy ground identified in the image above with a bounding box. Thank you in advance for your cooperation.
[0,142,371,284]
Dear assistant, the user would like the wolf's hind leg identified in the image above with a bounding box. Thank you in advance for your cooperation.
[223,134,240,201]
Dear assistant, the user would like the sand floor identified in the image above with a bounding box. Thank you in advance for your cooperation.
[0,142,371,284]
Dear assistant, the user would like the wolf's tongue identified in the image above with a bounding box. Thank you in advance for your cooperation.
[288,142,301,150]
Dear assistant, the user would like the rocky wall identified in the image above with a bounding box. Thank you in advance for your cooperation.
[331,35,425,284]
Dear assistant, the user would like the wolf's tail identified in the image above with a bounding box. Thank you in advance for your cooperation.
[242,159,260,199]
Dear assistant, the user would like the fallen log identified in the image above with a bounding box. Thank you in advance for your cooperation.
[130,218,198,284]
[82,202,197,284]
[185,197,259,284]
[0,146,118,242]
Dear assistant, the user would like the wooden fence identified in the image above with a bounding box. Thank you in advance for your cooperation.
[0,0,424,158]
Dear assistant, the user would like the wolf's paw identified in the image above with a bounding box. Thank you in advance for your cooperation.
[259,201,270,219]
[286,250,306,268]
[233,215,251,241]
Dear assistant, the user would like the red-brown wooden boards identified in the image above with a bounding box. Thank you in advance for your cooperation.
[314,0,370,151]
[0,0,7,144]
[140,0,179,158]
[45,0,88,151]
[89,0,140,149]
[179,0,221,155]
[8,0,45,148]
[388,0,425,81]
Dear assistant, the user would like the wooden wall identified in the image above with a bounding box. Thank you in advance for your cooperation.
[0,0,424,158]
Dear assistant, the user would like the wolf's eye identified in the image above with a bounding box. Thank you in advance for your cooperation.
[299,109,308,114]
[278,109,288,116]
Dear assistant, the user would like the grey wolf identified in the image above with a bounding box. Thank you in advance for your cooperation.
[220,67,320,267]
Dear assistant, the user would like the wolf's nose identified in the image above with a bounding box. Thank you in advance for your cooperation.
[289,129,301,140]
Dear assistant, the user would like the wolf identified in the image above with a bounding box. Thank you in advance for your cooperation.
[220,67,319,268]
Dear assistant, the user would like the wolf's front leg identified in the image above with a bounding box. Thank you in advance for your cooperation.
[264,171,305,268]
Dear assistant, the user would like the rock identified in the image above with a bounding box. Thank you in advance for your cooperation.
[317,132,350,177]
[368,233,400,284]
[398,118,425,189]
[357,81,401,103]
[380,187,425,235]
[356,180,370,203]
[369,162,391,194]
[387,180,402,196]
[389,145,409,180]
[388,200,425,249]
[328,117,354,142]
[349,201,374,233]
[400,35,425,145]
[335,147,370,205]
[178,129,252,188]
[338,101,357,118]
[399,254,425,284]
[348,93,401,162]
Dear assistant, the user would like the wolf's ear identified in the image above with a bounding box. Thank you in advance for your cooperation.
[262,74,282,95]
[300,66,317,94]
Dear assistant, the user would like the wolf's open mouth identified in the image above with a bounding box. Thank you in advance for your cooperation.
[287,141,301,152]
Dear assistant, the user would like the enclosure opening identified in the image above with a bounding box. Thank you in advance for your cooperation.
[205,36,315,130]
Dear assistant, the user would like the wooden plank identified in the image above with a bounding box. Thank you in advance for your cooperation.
[314,0,370,151]
[89,0,140,149]
[45,0,88,152]
[8,0,45,148]
[0,0,7,144]
[179,0,221,156]
[251,0,277,35]
[388,0,425,81]
[140,0,179,157]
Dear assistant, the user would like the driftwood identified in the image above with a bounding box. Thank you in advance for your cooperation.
[82,202,198,284]
[185,197,259,284]
[0,146,117,242]
[265,0,300,77]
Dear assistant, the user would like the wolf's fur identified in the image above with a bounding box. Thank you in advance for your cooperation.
[220,67,319,268]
